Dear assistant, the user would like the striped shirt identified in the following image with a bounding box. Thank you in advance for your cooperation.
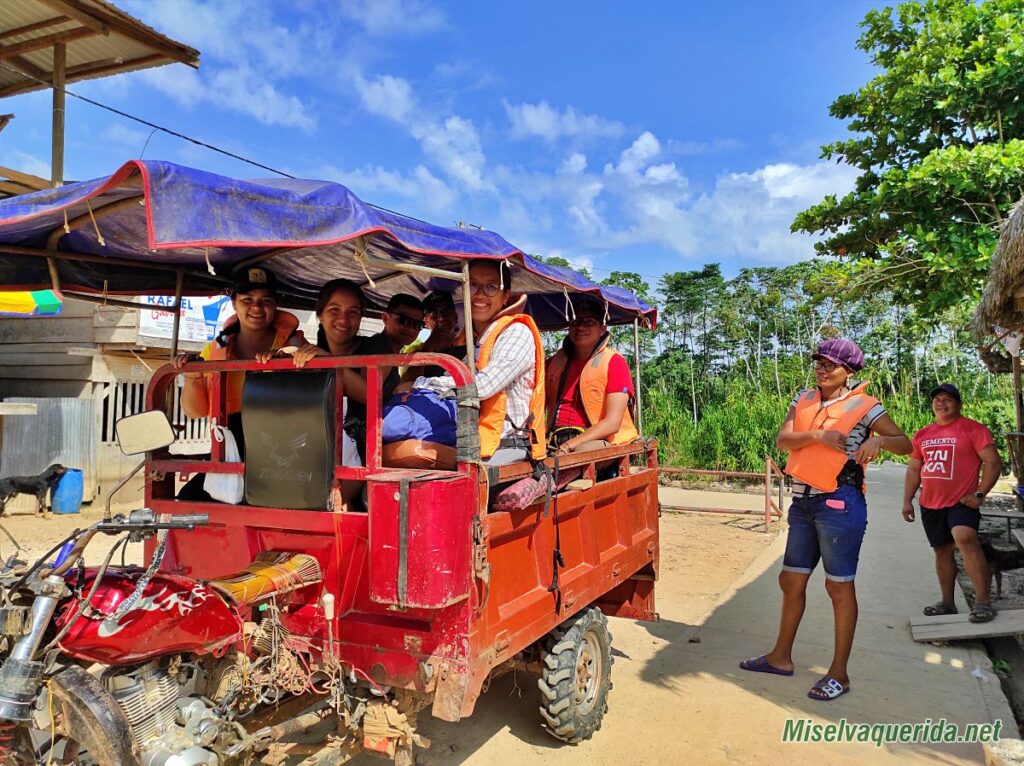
[788,384,886,495]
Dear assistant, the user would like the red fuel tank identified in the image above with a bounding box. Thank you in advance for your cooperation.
[55,570,242,665]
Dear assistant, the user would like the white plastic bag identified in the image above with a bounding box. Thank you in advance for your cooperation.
[204,420,244,504]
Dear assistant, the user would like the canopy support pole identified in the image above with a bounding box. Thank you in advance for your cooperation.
[0,244,229,284]
[170,271,184,357]
[46,257,61,293]
[45,196,144,250]
[633,318,643,434]
[462,260,475,382]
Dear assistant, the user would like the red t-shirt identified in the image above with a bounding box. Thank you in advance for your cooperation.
[911,417,995,510]
[555,353,634,428]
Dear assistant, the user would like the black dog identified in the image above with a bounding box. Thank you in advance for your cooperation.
[0,464,68,518]
[980,539,1024,598]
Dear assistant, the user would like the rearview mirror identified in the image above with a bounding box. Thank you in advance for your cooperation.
[115,411,176,456]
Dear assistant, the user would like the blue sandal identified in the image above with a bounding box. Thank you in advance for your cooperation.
[808,675,850,701]
[739,654,794,676]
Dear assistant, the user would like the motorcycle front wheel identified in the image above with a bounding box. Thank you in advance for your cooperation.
[8,665,138,766]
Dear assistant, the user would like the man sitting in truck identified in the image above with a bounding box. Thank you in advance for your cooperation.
[412,260,546,465]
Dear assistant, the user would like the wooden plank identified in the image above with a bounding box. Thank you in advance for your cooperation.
[0,317,94,344]
[0,16,70,42]
[0,165,48,191]
[0,181,35,196]
[0,25,97,61]
[0,403,37,416]
[980,510,1024,520]
[910,609,1024,642]
[1013,529,1024,550]
[37,0,110,35]
[0,353,90,367]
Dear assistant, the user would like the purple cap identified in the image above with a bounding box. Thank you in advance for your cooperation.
[813,338,865,372]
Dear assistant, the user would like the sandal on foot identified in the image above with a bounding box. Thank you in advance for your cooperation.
[923,602,958,616]
[739,654,794,676]
[808,675,850,701]
[969,603,997,623]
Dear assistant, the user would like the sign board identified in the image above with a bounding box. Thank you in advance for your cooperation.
[137,295,232,345]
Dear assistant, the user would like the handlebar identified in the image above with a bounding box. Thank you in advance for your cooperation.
[40,509,208,578]
[95,510,209,533]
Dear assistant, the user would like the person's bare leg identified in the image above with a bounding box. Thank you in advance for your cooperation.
[823,578,858,686]
[952,527,991,604]
[762,571,811,672]
[933,543,959,606]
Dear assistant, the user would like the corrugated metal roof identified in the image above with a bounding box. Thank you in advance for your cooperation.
[0,0,199,98]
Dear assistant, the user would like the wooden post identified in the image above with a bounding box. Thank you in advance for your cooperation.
[51,42,66,187]
[1014,356,1024,434]
[764,458,772,534]
[633,318,643,434]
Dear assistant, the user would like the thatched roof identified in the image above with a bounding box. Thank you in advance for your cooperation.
[974,197,1024,336]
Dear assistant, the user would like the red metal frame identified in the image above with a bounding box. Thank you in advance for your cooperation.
[143,354,659,721]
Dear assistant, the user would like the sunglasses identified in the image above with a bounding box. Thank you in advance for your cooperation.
[469,282,503,297]
[569,317,601,329]
[391,313,425,331]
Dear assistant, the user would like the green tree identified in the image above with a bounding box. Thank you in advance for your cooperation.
[793,0,1024,315]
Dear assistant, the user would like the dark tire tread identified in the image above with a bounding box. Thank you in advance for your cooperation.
[537,606,613,744]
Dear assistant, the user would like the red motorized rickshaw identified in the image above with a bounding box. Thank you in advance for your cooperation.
[0,161,659,765]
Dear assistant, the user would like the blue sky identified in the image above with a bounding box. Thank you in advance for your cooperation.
[1,0,884,284]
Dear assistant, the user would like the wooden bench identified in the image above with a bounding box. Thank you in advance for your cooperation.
[981,508,1024,539]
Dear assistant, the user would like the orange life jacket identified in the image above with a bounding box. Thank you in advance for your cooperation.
[545,334,638,446]
[201,311,301,416]
[469,312,547,460]
[784,381,879,492]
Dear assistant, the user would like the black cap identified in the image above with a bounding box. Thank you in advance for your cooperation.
[231,266,278,295]
[929,383,961,403]
[423,290,455,312]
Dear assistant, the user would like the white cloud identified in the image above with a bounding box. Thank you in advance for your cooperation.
[688,161,859,264]
[339,0,445,36]
[139,66,317,133]
[353,74,416,123]
[319,163,455,214]
[124,0,322,133]
[350,72,489,191]
[504,100,624,142]
[412,116,489,191]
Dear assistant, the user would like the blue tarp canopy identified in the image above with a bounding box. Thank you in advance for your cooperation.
[0,160,656,330]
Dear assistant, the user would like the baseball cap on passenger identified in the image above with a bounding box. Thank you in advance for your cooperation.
[231,266,278,295]
[812,338,865,372]
[929,383,962,403]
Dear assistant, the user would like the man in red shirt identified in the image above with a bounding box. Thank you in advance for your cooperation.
[903,384,1003,623]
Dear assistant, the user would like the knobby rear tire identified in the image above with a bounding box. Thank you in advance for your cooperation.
[537,606,613,744]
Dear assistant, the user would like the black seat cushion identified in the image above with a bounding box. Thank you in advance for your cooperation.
[242,371,335,510]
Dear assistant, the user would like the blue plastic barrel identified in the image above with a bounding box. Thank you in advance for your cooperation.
[52,469,83,515]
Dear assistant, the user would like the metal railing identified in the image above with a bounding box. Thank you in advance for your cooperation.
[658,456,786,533]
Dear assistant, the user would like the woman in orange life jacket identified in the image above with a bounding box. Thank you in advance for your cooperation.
[171,266,304,499]
[411,259,546,466]
[545,296,638,459]
[739,338,910,702]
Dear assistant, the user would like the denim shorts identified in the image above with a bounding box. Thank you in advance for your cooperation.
[782,484,868,582]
